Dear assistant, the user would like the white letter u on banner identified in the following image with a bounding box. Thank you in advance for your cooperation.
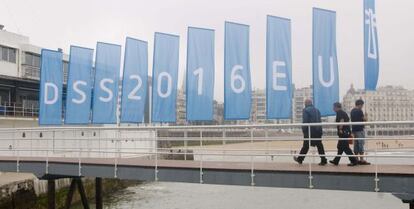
[318,55,335,87]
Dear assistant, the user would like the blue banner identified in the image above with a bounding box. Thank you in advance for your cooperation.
[65,46,94,124]
[312,8,339,116]
[186,27,215,121]
[92,42,121,124]
[266,16,292,119]
[39,49,63,125]
[151,32,179,123]
[120,37,148,123]
[364,0,379,91]
[224,22,252,120]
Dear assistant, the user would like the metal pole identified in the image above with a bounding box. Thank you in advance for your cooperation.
[374,124,380,192]
[154,130,158,181]
[308,125,313,189]
[95,178,103,209]
[184,131,187,161]
[250,129,255,186]
[199,130,203,184]
[15,131,19,172]
[265,128,269,161]
[222,131,226,161]
[47,179,55,209]
[114,130,119,178]
[78,129,82,176]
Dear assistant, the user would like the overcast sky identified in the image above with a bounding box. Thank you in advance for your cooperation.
[0,0,413,101]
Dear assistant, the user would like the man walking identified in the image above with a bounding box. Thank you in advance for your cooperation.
[329,102,358,166]
[351,99,371,165]
[294,99,327,166]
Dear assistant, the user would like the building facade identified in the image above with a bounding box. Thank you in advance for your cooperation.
[175,88,224,125]
[248,87,309,124]
[343,85,414,121]
[250,89,267,123]
[0,28,69,115]
[292,86,313,123]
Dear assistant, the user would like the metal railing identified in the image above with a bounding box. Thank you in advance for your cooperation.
[21,65,40,80]
[0,121,413,191]
[0,103,38,118]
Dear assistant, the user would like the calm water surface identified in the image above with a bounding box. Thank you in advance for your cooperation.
[74,181,405,209]
[73,151,412,209]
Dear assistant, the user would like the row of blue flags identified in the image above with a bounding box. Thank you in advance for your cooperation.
[39,3,380,125]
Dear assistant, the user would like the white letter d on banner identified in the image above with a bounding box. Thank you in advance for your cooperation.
[44,82,58,105]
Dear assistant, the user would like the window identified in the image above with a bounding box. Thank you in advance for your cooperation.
[9,49,16,63]
[25,53,33,65]
[2,47,8,61]
[24,53,40,67]
[0,46,17,63]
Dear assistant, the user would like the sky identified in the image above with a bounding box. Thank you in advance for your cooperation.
[0,0,413,102]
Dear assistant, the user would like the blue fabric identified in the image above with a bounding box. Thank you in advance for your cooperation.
[224,22,252,120]
[65,46,94,124]
[266,16,292,119]
[186,27,215,121]
[92,42,121,124]
[364,0,379,91]
[120,37,148,123]
[312,8,339,116]
[151,32,179,123]
[39,49,63,125]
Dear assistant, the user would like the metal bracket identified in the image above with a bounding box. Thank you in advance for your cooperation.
[250,173,255,186]
[374,177,380,192]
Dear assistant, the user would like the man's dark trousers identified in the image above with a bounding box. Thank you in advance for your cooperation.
[332,137,358,164]
[297,134,327,163]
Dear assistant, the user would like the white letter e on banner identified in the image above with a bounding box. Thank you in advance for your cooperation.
[272,61,287,91]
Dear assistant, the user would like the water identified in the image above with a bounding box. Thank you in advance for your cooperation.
[72,150,413,209]
[74,182,406,209]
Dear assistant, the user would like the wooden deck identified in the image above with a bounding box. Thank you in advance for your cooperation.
[0,156,413,176]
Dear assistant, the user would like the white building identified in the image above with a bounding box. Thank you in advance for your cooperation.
[237,86,315,124]
[175,88,224,125]
[250,89,267,123]
[292,86,313,123]
[0,27,69,109]
[343,85,414,121]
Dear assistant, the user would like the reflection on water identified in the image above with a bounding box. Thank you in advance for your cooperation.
[73,182,405,209]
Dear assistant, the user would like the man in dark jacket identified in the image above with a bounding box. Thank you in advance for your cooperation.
[294,99,327,165]
[329,102,358,166]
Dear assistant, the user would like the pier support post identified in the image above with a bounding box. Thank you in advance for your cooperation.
[76,178,90,209]
[47,179,55,209]
[64,178,90,209]
[64,179,77,209]
[96,178,103,209]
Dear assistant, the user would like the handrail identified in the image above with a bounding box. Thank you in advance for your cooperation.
[0,120,413,132]
[0,121,412,193]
